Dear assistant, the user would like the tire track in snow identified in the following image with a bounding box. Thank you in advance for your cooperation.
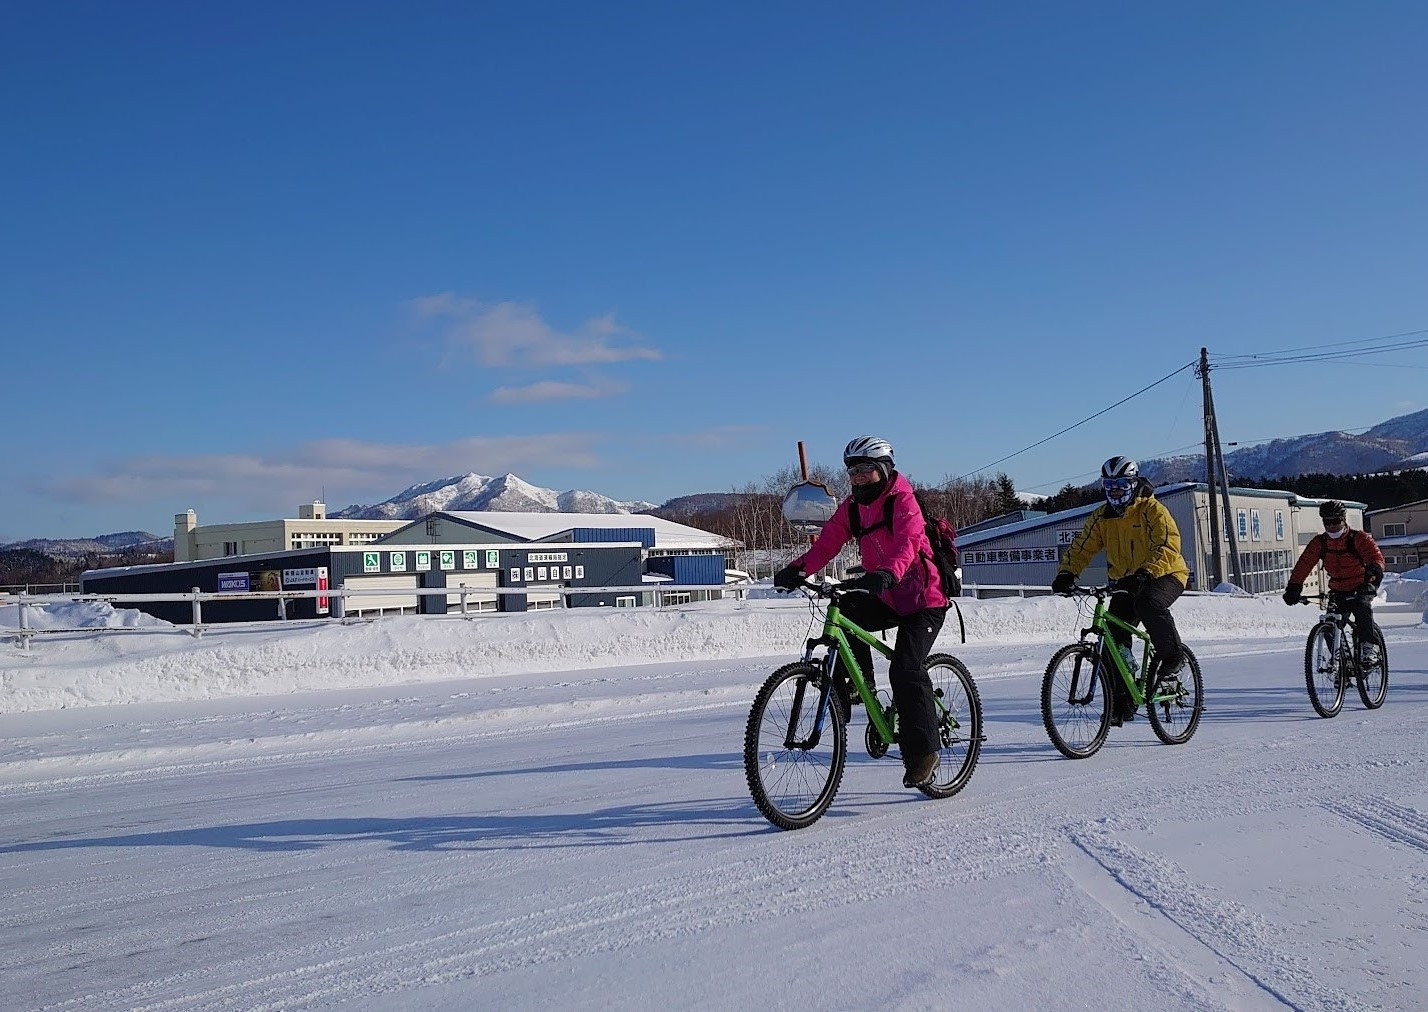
[1068,823,1362,1011]
[1322,796,1428,856]
[42,822,1054,1011]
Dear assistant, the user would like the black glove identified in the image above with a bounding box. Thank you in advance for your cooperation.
[1282,581,1303,606]
[1116,569,1151,595]
[1358,581,1379,603]
[841,569,895,594]
[772,565,804,592]
[1365,562,1383,587]
[1051,571,1075,595]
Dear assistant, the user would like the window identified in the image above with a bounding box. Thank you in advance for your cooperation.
[223,541,239,556]
[661,592,692,606]
[291,531,343,549]
[615,596,636,608]
[1383,523,1406,537]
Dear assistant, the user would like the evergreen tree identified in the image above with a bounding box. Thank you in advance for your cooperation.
[994,473,1026,515]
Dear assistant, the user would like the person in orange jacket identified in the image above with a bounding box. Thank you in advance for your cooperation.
[1283,500,1385,665]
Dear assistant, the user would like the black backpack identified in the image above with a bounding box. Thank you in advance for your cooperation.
[846,491,961,598]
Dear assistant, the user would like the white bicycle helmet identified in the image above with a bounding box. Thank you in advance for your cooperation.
[843,435,895,469]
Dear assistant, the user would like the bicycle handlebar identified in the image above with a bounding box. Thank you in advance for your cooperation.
[1058,584,1127,599]
[776,578,875,600]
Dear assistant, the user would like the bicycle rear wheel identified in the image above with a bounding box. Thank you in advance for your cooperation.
[743,661,846,830]
[1041,643,1111,759]
[1356,624,1388,709]
[1146,646,1203,745]
[1304,623,1345,718]
[919,653,982,799]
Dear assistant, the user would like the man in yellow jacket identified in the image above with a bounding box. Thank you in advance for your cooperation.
[1051,456,1190,724]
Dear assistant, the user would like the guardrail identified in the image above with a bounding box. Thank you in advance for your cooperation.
[0,583,747,651]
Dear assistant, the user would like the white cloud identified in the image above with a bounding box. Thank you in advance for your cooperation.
[35,435,608,512]
[413,294,662,369]
[488,379,629,405]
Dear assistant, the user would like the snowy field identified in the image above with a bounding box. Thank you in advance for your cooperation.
[2,591,1427,1010]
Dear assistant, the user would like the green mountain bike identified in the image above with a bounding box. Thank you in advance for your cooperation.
[744,580,983,830]
[1040,585,1204,759]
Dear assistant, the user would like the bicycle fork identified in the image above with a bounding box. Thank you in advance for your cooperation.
[1065,639,1103,707]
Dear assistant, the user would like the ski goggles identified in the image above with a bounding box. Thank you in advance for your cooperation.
[1102,477,1133,493]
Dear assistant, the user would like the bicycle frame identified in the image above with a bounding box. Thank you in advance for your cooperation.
[1072,589,1159,707]
[1302,596,1359,671]
[796,586,953,747]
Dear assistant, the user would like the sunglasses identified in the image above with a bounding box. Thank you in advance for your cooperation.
[1323,518,1346,529]
[846,462,881,477]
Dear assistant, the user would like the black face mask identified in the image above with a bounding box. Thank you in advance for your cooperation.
[851,472,888,505]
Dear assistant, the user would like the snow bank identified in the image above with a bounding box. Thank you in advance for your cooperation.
[0,600,170,630]
[0,594,1314,714]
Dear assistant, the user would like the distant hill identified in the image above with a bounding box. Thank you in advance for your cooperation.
[1,532,172,559]
[332,472,659,520]
[1135,407,1428,485]
[650,492,752,516]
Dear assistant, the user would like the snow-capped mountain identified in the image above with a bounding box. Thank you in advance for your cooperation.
[331,473,659,521]
[1133,407,1428,484]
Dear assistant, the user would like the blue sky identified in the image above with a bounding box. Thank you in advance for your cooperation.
[4,2,1426,539]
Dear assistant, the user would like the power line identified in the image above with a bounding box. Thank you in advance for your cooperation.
[1213,329,1428,369]
[948,360,1197,484]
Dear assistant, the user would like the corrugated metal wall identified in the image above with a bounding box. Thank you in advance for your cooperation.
[646,553,726,585]
[572,527,655,548]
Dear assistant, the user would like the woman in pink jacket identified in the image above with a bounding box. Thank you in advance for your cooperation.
[773,435,948,788]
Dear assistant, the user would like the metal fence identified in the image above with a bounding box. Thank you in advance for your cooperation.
[1,583,747,651]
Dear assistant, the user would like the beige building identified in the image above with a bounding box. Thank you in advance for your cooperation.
[173,502,406,563]
[1364,498,1428,573]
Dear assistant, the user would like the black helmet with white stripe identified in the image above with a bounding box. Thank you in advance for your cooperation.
[1100,455,1139,480]
[1100,455,1139,510]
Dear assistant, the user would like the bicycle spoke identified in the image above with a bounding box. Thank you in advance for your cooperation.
[744,663,846,830]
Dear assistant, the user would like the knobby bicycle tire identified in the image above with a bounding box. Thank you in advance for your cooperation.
[1356,624,1388,709]
[1304,622,1346,719]
[743,661,847,830]
[1145,645,1203,745]
[1041,643,1112,759]
[918,653,982,799]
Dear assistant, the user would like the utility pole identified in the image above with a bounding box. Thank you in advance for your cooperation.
[1199,349,1223,587]
[1199,348,1245,589]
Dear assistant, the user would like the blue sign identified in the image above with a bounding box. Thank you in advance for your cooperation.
[217,572,250,592]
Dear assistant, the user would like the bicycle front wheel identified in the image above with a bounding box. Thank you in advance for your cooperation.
[1146,646,1203,745]
[919,653,982,799]
[743,661,846,830]
[1304,623,1345,718]
[1356,624,1388,709]
[1041,643,1111,759]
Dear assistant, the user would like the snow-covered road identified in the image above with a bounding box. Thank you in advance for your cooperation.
[3,604,1426,1010]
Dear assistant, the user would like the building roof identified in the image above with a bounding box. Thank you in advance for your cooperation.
[435,511,737,550]
[955,482,1359,549]
[1366,497,1428,516]
[1373,533,1428,548]
[959,510,1048,535]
